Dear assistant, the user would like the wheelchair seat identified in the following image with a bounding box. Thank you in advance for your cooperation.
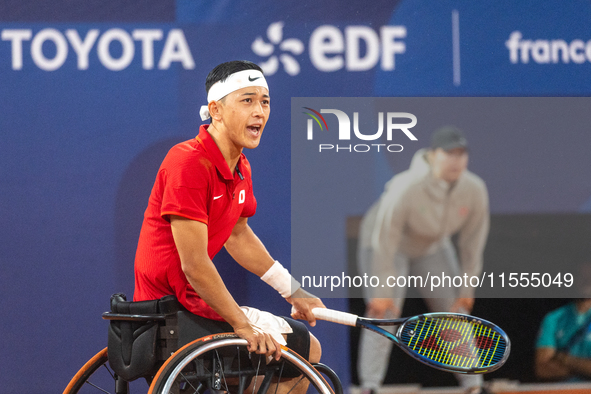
[106,293,239,382]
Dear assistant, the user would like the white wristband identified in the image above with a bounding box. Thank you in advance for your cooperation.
[260,261,301,298]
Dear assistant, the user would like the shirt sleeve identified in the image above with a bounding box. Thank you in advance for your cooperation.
[367,178,408,298]
[457,179,490,297]
[536,310,559,349]
[159,151,212,224]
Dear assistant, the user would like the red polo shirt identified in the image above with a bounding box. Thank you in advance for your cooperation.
[133,125,257,320]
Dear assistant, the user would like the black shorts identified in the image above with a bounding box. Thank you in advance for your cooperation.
[177,312,311,362]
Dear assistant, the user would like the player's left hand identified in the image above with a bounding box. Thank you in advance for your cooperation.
[450,297,474,314]
[287,288,325,327]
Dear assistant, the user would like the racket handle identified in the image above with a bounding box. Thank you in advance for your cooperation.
[312,308,359,326]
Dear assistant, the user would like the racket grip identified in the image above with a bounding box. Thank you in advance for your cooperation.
[312,308,358,326]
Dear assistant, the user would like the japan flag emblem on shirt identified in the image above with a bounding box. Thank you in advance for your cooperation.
[239,190,245,204]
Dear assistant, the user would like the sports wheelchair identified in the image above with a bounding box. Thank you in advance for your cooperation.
[64,294,343,394]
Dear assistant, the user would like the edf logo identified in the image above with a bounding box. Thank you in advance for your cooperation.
[303,107,417,153]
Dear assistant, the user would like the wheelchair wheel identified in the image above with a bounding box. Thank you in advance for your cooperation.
[64,348,111,393]
[149,334,335,394]
[64,347,147,394]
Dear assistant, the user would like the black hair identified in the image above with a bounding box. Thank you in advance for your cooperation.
[205,60,263,95]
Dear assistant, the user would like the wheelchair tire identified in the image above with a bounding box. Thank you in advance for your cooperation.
[64,347,148,394]
[63,348,110,394]
[149,334,335,394]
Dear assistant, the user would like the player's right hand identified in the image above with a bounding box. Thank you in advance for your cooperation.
[366,298,400,319]
[287,288,326,327]
[234,323,282,361]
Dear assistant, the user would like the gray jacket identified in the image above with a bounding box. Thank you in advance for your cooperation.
[358,149,490,298]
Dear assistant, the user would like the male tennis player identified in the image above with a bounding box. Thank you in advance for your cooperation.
[133,61,324,376]
[357,127,490,394]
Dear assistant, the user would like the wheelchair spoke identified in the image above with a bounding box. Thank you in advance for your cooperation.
[102,364,115,380]
[78,363,116,394]
[251,353,262,394]
[214,349,230,392]
[178,371,201,394]
[237,346,244,394]
[84,381,111,394]
[285,376,306,394]
[273,362,285,394]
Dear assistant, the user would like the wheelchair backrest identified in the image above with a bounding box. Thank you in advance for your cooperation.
[107,293,179,381]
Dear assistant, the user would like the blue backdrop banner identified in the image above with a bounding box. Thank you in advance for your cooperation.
[1,1,591,392]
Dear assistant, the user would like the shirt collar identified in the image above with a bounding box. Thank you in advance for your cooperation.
[196,124,236,181]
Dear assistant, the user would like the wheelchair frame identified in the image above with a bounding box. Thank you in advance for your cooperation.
[63,295,343,394]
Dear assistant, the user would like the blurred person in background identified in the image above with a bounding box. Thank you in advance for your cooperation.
[357,126,490,394]
[536,270,591,382]
[535,298,591,381]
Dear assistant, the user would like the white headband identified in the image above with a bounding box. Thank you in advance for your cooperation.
[199,69,269,121]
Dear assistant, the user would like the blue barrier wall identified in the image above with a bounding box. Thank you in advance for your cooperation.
[1,1,591,392]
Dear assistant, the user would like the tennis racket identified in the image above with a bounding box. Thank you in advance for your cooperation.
[312,308,510,374]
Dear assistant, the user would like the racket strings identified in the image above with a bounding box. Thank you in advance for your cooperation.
[400,317,507,371]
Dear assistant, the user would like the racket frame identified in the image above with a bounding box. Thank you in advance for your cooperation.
[355,312,511,374]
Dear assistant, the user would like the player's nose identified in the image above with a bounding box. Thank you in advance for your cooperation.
[252,101,265,117]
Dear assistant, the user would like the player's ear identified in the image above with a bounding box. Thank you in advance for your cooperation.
[209,100,223,121]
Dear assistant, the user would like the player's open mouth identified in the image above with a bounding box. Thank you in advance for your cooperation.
[247,125,261,136]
